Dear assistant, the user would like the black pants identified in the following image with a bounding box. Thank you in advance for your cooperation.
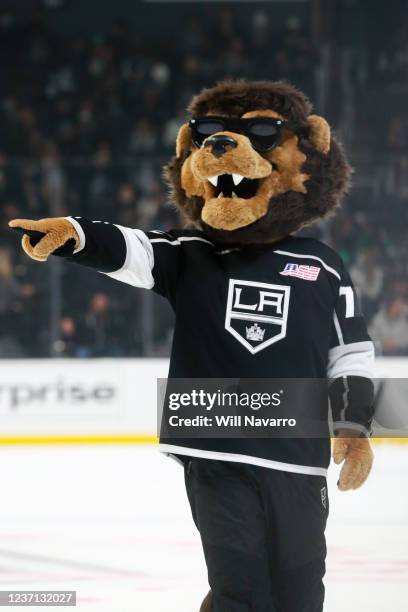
[184,458,328,612]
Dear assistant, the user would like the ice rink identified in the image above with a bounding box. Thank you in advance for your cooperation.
[0,443,406,611]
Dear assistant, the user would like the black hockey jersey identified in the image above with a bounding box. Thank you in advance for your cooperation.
[62,217,375,476]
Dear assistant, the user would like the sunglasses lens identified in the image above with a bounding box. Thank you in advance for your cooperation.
[190,118,286,150]
[248,122,281,151]
[249,123,279,137]
[192,120,225,146]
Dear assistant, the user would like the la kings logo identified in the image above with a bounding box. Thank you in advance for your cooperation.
[225,279,291,354]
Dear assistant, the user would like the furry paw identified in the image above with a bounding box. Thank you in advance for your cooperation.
[333,436,374,491]
[9,218,80,262]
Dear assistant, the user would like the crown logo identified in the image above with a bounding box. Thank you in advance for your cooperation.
[246,323,265,342]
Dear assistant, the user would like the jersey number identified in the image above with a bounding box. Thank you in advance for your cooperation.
[339,286,355,318]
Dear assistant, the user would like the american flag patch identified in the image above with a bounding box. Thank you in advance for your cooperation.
[280,263,321,281]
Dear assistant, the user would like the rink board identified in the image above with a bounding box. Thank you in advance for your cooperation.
[0,358,407,443]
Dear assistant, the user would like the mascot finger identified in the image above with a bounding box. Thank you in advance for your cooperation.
[334,436,374,490]
[349,446,373,489]
[338,458,363,491]
[22,234,47,262]
[352,461,372,489]
[9,218,44,232]
[32,231,62,260]
[332,438,348,465]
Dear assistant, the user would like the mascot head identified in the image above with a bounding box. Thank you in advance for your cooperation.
[165,80,351,244]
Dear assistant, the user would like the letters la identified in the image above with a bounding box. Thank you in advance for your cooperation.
[225,279,291,354]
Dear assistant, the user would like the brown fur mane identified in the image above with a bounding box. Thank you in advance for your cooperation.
[164,79,351,245]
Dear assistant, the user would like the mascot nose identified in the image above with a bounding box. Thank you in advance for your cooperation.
[204,134,238,158]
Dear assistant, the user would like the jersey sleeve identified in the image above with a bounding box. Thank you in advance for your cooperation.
[327,262,375,437]
[58,217,182,301]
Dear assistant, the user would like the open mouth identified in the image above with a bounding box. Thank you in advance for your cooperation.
[207,174,259,199]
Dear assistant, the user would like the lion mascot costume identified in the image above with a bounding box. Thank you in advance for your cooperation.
[10,80,375,612]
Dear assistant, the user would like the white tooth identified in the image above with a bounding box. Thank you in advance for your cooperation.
[208,175,218,186]
[232,192,238,198]
[232,174,244,185]
[217,192,224,198]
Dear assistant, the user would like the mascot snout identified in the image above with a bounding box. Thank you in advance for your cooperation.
[204,134,238,157]
[182,126,309,232]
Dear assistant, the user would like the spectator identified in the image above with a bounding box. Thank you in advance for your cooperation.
[80,293,125,357]
[350,247,384,322]
[369,297,408,355]
[0,2,406,357]
[0,247,23,356]
[128,119,158,154]
[55,316,80,357]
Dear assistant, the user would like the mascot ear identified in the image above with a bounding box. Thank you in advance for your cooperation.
[176,123,192,159]
[307,115,331,154]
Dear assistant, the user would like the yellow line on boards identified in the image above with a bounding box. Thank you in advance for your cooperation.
[0,436,406,445]
[332,437,408,445]
[0,436,159,445]
[370,438,408,445]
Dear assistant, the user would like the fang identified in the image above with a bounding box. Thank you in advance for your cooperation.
[208,176,218,186]
[232,174,244,185]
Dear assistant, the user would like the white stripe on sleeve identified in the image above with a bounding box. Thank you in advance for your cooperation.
[327,340,375,380]
[66,217,86,254]
[104,225,154,289]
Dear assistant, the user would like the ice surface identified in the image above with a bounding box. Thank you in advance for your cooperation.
[0,444,406,611]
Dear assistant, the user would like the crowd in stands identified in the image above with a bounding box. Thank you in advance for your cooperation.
[0,4,407,357]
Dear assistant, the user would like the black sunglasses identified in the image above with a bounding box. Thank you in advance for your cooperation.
[189,116,302,152]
